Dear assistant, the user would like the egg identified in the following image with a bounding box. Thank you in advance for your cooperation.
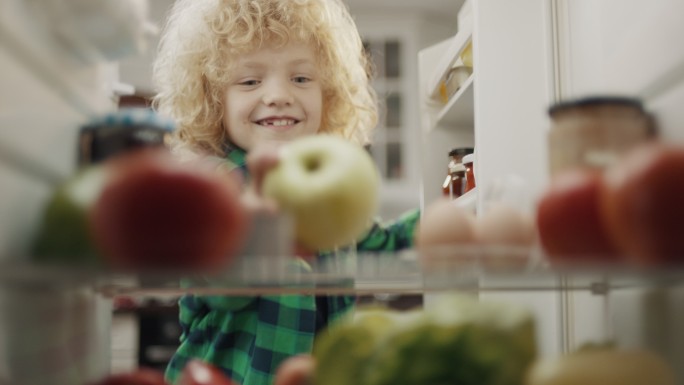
[416,198,477,266]
[475,203,536,246]
[474,203,536,268]
[417,198,477,245]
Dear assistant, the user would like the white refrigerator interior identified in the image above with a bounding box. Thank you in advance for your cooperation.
[559,0,684,380]
[418,0,684,379]
[0,0,152,383]
[1,0,684,383]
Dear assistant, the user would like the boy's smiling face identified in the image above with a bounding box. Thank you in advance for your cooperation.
[222,41,324,151]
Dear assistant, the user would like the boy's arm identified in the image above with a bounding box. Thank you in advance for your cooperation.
[356,209,420,252]
[180,278,256,311]
[179,255,315,312]
[183,295,256,312]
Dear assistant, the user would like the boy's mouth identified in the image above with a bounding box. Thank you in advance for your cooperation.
[256,118,299,127]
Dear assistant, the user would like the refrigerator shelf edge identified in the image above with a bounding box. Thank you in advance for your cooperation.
[2,247,684,295]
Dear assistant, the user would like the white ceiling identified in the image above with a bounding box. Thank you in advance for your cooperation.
[345,0,464,22]
[149,1,464,27]
[120,0,465,92]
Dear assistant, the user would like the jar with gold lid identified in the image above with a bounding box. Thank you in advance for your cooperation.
[547,96,656,176]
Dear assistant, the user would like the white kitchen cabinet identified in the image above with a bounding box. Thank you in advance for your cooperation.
[419,0,561,357]
[351,11,458,219]
[418,0,553,210]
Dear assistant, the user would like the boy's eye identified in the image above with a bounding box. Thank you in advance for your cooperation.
[239,79,260,86]
[293,76,311,84]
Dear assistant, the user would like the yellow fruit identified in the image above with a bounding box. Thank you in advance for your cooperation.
[526,349,675,385]
[461,41,473,68]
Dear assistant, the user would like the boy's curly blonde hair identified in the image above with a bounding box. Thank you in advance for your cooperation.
[153,0,378,157]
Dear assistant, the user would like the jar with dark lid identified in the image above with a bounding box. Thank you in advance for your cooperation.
[547,96,656,176]
[78,109,175,167]
[441,147,473,198]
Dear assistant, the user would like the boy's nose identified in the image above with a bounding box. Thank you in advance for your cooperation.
[262,81,294,107]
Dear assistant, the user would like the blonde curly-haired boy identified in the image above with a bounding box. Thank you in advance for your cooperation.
[153,1,419,384]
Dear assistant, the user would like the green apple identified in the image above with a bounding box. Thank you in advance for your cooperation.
[32,166,109,265]
[262,135,380,251]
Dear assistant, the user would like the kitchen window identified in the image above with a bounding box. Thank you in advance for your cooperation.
[364,38,406,181]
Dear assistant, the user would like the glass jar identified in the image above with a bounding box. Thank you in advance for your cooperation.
[77,109,175,167]
[462,153,476,193]
[547,96,656,176]
[445,163,466,199]
[439,66,473,104]
[441,147,473,198]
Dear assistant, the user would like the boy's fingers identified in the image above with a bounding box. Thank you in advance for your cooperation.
[241,186,279,214]
[246,142,284,195]
[274,355,315,385]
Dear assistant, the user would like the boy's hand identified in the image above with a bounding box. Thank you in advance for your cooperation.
[275,355,315,385]
[245,142,317,259]
[242,141,283,213]
[246,141,283,196]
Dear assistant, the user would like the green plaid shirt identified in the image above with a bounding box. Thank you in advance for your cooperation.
[165,146,419,385]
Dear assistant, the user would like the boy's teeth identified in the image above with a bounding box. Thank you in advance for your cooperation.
[261,119,295,126]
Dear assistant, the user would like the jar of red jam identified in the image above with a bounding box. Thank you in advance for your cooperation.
[462,153,476,193]
[442,147,473,198]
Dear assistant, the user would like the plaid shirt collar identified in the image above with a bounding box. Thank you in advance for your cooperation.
[225,144,247,169]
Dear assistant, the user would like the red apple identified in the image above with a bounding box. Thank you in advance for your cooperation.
[600,142,684,265]
[90,368,167,385]
[536,168,620,263]
[178,360,236,385]
[89,148,250,271]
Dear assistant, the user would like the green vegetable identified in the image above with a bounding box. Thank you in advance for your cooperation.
[313,307,418,385]
[313,294,537,385]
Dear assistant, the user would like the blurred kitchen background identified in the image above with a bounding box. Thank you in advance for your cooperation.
[110,0,464,372]
[0,0,465,375]
[118,0,463,220]
[6,0,684,381]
